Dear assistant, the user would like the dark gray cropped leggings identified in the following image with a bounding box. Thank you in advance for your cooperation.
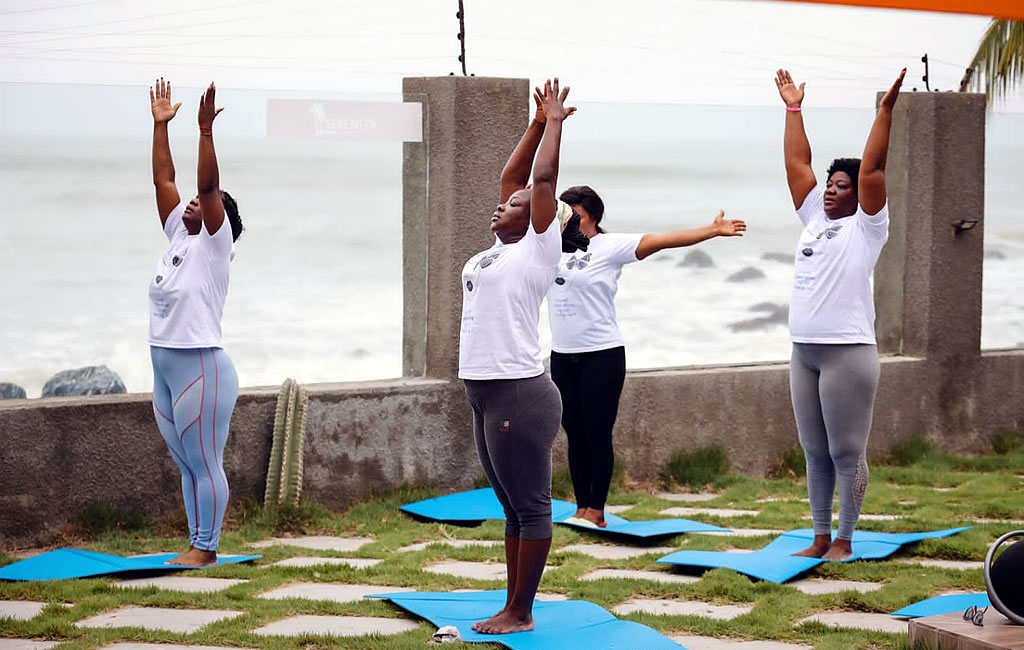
[464,373,563,540]
[790,343,880,541]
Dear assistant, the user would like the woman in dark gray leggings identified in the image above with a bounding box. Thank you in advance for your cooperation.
[458,79,583,635]
[775,68,905,561]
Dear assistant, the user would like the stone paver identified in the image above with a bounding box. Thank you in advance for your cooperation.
[755,497,808,504]
[268,557,382,569]
[580,568,700,584]
[102,645,258,650]
[670,636,812,649]
[0,642,60,650]
[798,612,908,634]
[0,600,46,621]
[398,539,501,553]
[933,487,957,492]
[258,582,413,603]
[971,517,1024,524]
[800,513,903,521]
[251,615,419,637]
[894,557,984,570]
[113,576,247,593]
[703,528,784,537]
[424,561,551,581]
[660,507,760,517]
[613,598,752,620]
[76,607,243,634]
[249,536,373,552]
[657,492,721,502]
[555,543,675,560]
[790,578,883,595]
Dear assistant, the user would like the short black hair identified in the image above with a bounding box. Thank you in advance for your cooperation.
[826,158,861,196]
[221,190,243,242]
[559,185,606,234]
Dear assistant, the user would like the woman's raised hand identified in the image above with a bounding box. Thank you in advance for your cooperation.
[150,77,182,123]
[713,210,746,237]
[775,69,805,108]
[198,82,224,129]
[880,68,906,111]
[533,86,576,124]
[536,78,572,123]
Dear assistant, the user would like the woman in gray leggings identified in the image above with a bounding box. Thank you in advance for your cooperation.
[458,79,584,635]
[775,68,905,560]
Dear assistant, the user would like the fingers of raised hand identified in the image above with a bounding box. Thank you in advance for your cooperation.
[559,84,570,103]
[567,106,577,116]
[552,77,559,97]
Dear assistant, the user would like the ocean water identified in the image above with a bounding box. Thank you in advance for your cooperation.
[2,108,1021,397]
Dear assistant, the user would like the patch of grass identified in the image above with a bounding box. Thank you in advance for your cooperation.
[74,500,149,537]
[770,445,806,479]
[878,434,935,466]
[992,429,1023,455]
[551,467,575,500]
[660,445,731,489]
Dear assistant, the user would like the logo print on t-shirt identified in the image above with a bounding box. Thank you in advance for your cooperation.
[566,252,592,271]
[466,280,474,291]
[554,277,566,285]
[172,254,183,267]
[475,252,502,270]
[825,226,842,239]
[802,248,813,257]
[156,275,163,284]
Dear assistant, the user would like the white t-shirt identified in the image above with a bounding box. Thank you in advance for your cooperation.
[548,232,644,353]
[789,185,889,344]
[148,202,233,349]
[458,221,562,380]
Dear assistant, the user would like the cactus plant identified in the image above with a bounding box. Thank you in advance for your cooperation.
[265,378,307,505]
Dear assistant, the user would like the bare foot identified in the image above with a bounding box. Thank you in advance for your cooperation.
[822,540,853,561]
[168,545,195,564]
[471,608,505,632]
[472,609,533,634]
[574,507,587,519]
[792,534,832,558]
[165,547,217,567]
[583,508,607,528]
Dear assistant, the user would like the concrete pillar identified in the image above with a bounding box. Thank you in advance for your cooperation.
[402,77,531,379]
[874,91,986,361]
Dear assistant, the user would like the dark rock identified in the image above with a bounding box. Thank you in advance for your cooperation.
[0,383,27,400]
[727,266,765,282]
[350,348,370,359]
[749,301,780,313]
[41,365,126,397]
[762,252,793,264]
[729,304,789,332]
[985,249,1007,260]
[677,250,714,268]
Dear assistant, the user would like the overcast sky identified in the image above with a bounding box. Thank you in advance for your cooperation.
[1,0,1021,110]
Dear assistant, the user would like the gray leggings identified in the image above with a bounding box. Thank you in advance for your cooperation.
[790,343,880,540]
[464,374,563,540]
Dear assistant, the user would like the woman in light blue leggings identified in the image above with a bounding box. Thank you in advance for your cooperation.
[148,79,244,566]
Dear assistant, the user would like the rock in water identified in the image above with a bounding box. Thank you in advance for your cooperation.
[727,266,766,282]
[676,250,714,268]
[985,249,1007,260]
[729,304,789,332]
[762,252,794,264]
[0,383,27,399]
[42,365,127,397]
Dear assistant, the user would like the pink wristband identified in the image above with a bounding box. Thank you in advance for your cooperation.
[786,106,802,112]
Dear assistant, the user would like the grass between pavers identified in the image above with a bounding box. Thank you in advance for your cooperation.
[2,446,1023,650]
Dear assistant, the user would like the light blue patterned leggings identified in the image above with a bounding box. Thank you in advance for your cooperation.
[151,346,238,551]
[790,343,879,541]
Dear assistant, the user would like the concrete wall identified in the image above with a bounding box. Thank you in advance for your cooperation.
[2,80,1021,547]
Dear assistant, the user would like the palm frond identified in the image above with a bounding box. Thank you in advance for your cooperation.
[968,19,1024,103]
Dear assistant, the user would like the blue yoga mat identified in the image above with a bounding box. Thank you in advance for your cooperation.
[401,488,728,539]
[369,590,685,650]
[892,593,990,618]
[657,527,971,583]
[0,549,261,581]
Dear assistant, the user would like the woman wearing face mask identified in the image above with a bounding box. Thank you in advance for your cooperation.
[775,68,905,560]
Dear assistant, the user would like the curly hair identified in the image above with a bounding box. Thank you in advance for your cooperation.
[559,185,606,234]
[826,158,861,197]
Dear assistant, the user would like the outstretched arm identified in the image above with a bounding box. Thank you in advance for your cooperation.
[635,211,746,260]
[196,82,226,237]
[858,68,905,216]
[151,77,182,226]
[530,78,571,235]
[775,69,816,209]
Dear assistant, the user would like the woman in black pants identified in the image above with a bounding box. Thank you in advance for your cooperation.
[549,186,745,527]
[458,78,583,635]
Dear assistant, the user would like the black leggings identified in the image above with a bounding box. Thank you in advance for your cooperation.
[550,346,626,511]
[464,374,563,540]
